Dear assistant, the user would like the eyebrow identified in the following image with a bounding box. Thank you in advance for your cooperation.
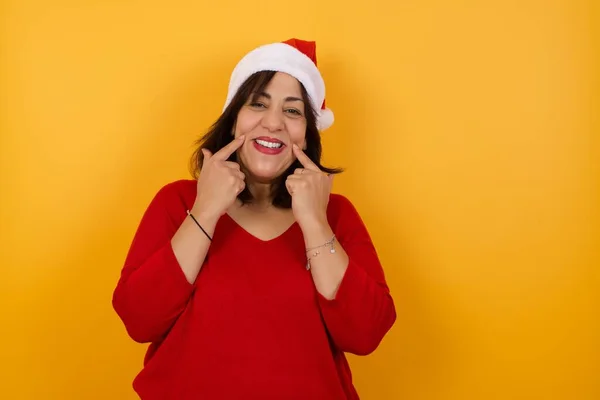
[253,91,304,103]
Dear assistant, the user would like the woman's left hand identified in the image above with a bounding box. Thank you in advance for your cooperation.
[285,144,334,230]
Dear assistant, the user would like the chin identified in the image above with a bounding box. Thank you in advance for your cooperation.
[240,156,292,183]
[246,168,285,183]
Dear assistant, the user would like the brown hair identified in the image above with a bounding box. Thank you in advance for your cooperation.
[189,71,343,208]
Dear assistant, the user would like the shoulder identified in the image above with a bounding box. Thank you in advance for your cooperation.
[327,193,354,211]
[155,178,196,196]
[327,193,363,222]
[326,193,373,241]
[150,179,197,209]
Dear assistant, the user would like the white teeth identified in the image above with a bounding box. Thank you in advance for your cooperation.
[255,139,283,149]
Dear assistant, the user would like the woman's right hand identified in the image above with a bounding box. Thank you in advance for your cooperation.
[191,135,246,220]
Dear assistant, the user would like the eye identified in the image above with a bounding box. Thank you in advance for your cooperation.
[249,102,266,108]
[285,108,302,116]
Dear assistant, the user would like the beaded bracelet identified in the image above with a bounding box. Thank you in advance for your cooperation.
[305,235,336,270]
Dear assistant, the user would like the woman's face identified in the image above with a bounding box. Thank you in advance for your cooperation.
[233,72,307,183]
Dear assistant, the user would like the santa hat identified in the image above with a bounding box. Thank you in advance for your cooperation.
[223,38,334,131]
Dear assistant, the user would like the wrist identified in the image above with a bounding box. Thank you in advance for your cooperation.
[300,218,333,248]
[299,212,328,230]
[189,206,220,230]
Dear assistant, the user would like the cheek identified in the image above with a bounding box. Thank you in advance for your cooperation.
[288,123,307,147]
[235,110,261,134]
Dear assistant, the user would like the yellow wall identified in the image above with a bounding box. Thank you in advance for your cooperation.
[1,1,598,399]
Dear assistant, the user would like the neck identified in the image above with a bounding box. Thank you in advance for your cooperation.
[246,181,273,210]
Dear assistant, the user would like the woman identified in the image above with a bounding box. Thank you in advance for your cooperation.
[112,38,396,400]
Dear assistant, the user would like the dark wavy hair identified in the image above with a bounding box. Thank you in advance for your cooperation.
[189,71,343,208]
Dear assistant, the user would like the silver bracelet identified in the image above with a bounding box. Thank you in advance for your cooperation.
[305,235,336,271]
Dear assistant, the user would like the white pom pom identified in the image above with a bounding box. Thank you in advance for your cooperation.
[317,108,334,131]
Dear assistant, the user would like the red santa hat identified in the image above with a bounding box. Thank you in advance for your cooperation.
[223,38,334,131]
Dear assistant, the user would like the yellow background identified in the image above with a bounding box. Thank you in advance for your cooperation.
[1,0,598,399]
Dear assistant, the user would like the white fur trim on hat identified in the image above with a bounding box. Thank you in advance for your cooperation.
[223,42,334,131]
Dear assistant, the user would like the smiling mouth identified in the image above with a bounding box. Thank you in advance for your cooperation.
[254,139,284,149]
[251,137,287,155]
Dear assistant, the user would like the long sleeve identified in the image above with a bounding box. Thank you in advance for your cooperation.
[317,195,396,355]
[112,182,195,343]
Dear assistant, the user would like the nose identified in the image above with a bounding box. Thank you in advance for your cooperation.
[261,107,284,132]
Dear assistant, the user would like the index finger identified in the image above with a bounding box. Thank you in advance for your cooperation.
[293,144,320,171]
[213,135,245,161]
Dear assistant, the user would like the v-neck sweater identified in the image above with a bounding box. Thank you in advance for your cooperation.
[112,179,396,400]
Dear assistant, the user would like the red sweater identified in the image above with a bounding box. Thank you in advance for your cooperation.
[112,179,396,400]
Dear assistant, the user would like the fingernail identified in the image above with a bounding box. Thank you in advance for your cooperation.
[239,135,245,140]
[293,144,299,150]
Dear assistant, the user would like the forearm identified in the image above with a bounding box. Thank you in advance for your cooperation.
[171,208,218,284]
[113,243,194,343]
[113,182,221,343]
[301,219,349,300]
[316,260,396,355]
[297,195,396,355]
